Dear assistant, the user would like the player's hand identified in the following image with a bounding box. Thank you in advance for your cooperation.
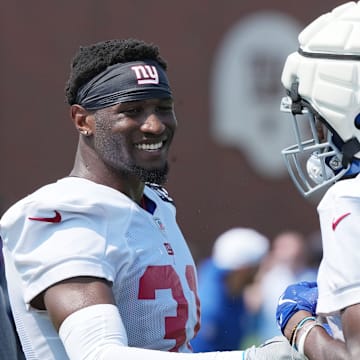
[276,281,318,333]
[245,336,303,359]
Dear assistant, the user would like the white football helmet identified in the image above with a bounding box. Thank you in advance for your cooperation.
[280,1,360,197]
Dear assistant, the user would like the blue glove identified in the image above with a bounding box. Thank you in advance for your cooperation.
[276,281,318,333]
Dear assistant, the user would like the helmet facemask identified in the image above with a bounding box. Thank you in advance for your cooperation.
[278,1,360,197]
[280,95,349,197]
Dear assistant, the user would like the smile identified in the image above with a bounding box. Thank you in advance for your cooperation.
[135,141,163,151]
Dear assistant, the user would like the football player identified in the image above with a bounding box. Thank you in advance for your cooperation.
[1,38,300,360]
[276,1,360,359]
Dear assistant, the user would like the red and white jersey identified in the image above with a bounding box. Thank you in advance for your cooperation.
[1,177,200,359]
[316,174,360,340]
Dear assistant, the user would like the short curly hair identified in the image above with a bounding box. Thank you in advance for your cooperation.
[65,38,168,105]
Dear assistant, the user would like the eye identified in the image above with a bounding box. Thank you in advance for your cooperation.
[156,100,174,113]
[156,105,173,113]
[122,106,143,117]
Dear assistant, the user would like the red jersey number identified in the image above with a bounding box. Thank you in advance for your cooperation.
[138,265,200,352]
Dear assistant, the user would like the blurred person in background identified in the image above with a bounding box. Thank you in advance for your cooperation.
[245,231,318,344]
[191,227,269,352]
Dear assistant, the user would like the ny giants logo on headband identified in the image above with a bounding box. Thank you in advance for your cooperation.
[131,65,159,85]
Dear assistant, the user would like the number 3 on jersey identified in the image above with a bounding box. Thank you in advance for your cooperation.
[138,265,200,351]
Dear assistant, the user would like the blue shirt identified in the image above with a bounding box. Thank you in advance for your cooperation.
[191,259,255,352]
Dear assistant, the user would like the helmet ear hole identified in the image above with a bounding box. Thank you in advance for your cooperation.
[355,113,360,129]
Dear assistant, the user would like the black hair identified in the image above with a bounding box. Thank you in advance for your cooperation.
[65,38,168,105]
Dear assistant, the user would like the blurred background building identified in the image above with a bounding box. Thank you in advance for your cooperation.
[0,0,343,262]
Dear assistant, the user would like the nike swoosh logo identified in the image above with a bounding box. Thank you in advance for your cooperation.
[332,212,351,231]
[28,210,62,223]
[278,298,297,306]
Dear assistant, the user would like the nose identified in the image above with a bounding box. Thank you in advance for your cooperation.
[140,114,166,134]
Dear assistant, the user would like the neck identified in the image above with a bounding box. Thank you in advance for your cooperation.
[70,141,145,204]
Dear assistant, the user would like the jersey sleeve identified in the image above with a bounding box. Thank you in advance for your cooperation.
[317,185,360,314]
[1,198,121,305]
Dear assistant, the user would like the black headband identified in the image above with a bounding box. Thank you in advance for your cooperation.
[75,60,172,110]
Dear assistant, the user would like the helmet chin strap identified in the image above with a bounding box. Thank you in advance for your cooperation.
[289,82,303,115]
[341,137,360,167]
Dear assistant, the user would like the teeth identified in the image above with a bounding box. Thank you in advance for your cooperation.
[135,142,163,151]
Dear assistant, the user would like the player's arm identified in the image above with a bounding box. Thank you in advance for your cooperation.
[284,310,348,360]
[34,276,303,360]
[341,303,360,358]
[34,276,225,359]
[39,276,115,331]
[278,282,360,359]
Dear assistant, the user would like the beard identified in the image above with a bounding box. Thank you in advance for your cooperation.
[93,119,169,185]
[100,150,169,185]
[98,143,170,185]
[129,163,169,185]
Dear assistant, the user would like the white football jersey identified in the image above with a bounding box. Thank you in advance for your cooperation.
[1,177,200,359]
[316,174,360,340]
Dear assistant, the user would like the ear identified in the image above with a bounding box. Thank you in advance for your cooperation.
[70,104,94,136]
